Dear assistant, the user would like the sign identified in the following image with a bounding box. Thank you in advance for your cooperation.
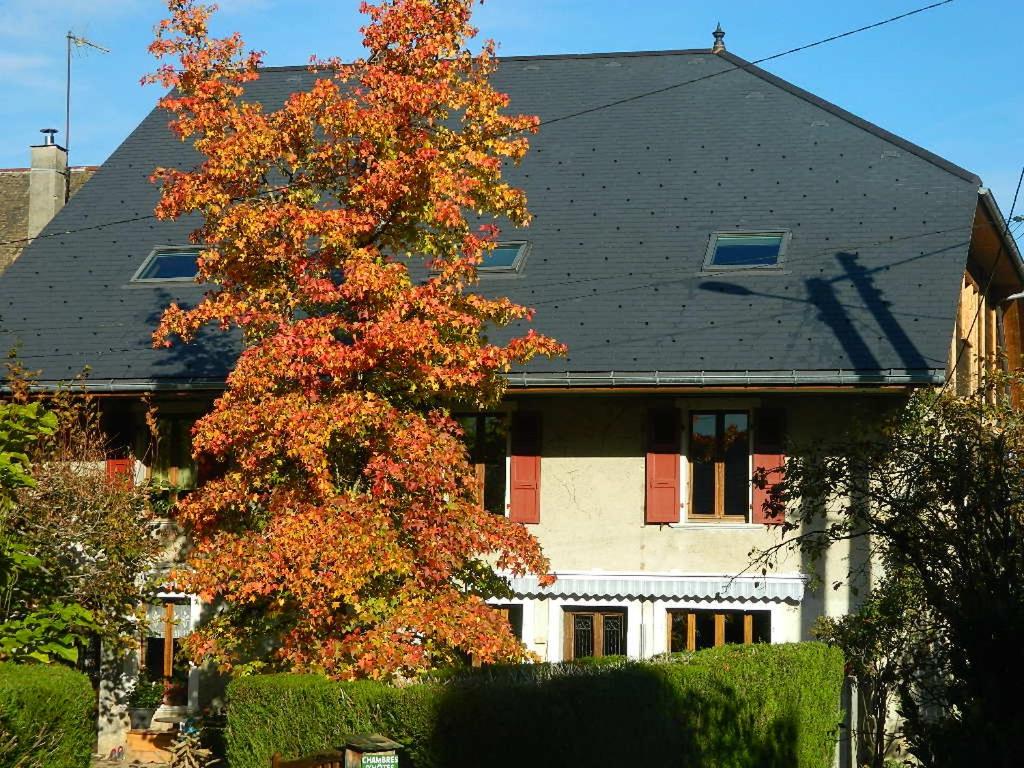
[361,755,398,767]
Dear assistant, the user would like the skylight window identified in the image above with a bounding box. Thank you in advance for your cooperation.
[480,242,529,272]
[703,232,788,270]
[132,247,202,282]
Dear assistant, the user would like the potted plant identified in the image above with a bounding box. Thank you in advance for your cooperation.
[128,676,165,730]
[163,656,191,706]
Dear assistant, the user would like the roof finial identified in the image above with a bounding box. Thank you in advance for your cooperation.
[712,22,726,53]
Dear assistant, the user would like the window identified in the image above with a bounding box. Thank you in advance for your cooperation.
[689,411,750,521]
[132,246,202,282]
[75,634,102,683]
[151,414,198,492]
[495,604,524,640]
[480,242,529,272]
[668,609,770,652]
[563,609,626,660]
[703,232,788,270]
[457,414,508,514]
[140,598,192,706]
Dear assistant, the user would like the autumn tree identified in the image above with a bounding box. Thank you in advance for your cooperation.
[145,0,562,679]
[1,371,159,664]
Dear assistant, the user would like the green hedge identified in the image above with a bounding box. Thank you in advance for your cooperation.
[226,643,844,768]
[0,662,95,768]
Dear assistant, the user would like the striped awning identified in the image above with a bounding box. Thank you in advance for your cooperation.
[506,572,805,603]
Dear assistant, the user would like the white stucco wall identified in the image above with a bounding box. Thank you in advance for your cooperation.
[508,392,898,648]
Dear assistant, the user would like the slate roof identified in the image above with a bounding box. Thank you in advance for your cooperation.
[0,48,992,390]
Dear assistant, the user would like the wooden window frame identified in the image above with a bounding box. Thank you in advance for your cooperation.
[687,410,751,523]
[562,608,627,661]
[138,600,184,680]
[667,609,769,652]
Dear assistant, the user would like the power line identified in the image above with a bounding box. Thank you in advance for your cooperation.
[0,186,290,248]
[536,0,955,129]
[0,223,984,339]
[0,212,165,248]
[0,0,956,250]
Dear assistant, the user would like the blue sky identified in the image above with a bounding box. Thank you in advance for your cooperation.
[3,0,1023,211]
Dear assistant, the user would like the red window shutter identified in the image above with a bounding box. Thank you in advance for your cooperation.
[645,408,681,524]
[509,412,541,524]
[105,457,134,484]
[752,408,786,526]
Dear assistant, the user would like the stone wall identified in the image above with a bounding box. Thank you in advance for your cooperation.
[0,166,96,272]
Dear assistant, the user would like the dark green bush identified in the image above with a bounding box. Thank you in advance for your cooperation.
[0,662,95,768]
[226,642,843,768]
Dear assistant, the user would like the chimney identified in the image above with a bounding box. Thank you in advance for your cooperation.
[27,128,69,240]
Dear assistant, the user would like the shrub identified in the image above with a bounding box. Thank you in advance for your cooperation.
[0,662,94,768]
[128,676,165,709]
[226,642,843,768]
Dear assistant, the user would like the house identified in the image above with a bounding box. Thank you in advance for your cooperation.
[0,29,1019,758]
[0,130,97,272]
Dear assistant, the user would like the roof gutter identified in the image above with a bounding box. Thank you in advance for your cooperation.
[6,369,942,395]
[508,368,943,388]
[5,378,228,395]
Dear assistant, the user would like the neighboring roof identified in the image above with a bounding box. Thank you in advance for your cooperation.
[0,49,989,390]
[0,166,97,273]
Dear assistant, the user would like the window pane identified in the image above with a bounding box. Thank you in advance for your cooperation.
[572,614,594,659]
[694,612,715,650]
[690,414,716,515]
[722,413,749,516]
[479,416,507,463]
[723,612,745,645]
[481,244,524,269]
[138,250,200,280]
[710,234,783,267]
[669,612,688,653]
[457,416,478,459]
[690,414,717,460]
[483,463,506,515]
[144,637,165,675]
[481,416,507,513]
[692,464,715,515]
[152,416,197,490]
[602,613,625,656]
[753,612,771,644]
[496,605,524,640]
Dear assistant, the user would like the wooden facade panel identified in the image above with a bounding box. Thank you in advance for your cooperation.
[948,266,1017,397]
[1005,299,1023,371]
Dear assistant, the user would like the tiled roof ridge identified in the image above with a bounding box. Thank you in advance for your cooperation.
[257,48,715,72]
[0,166,100,173]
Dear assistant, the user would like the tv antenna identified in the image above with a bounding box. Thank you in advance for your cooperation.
[65,31,110,175]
